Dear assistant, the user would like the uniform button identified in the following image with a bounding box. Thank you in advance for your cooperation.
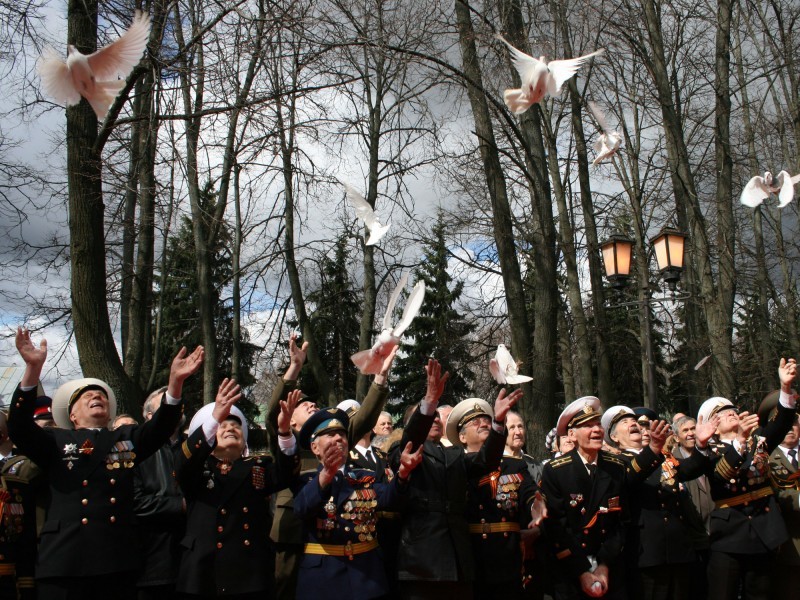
[664,517,668,522]
[110,479,116,485]
[479,505,484,510]
[244,540,250,546]
[748,516,752,520]
[81,518,88,525]
[583,529,589,535]
[741,486,747,491]
[581,543,587,548]
[243,524,249,530]
[601,530,606,535]
[81,499,88,506]
[217,542,223,549]
[110,497,116,504]
[221,509,227,515]
[109,516,116,523]
[765,507,770,513]
[501,517,506,522]
[503,532,509,538]
[217,526,224,533]
[82,480,88,487]
[242,507,249,513]
[481,518,486,524]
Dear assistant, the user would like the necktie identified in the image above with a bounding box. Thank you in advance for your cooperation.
[366,448,377,469]
[587,463,596,478]
[789,448,798,470]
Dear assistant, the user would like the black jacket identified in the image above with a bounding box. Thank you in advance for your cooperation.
[133,437,185,587]
[7,385,182,579]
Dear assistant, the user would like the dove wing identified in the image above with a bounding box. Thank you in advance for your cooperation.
[489,358,505,385]
[383,271,409,331]
[587,101,611,133]
[392,281,425,338]
[87,10,151,81]
[497,35,542,81]
[740,175,769,207]
[496,345,516,374]
[38,47,81,105]
[343,182,375,221]
[547,49,605,94]
[776,170,797,208]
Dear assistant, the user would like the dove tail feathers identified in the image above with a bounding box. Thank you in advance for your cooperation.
[351,349,382,375]
[86,79,126,119]
[503,88,532,115]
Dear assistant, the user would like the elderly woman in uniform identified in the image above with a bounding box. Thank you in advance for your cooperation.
[175,379,300,600]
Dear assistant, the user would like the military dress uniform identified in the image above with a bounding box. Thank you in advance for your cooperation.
[0,454,42,600]
[175,426,298,598]
[266,378,390,600]
[703,398,795,600]
[768,442,800,596]
[7,385,182,599]
[619,448,711,600]
[541,446,663,600]
[466,454,538,599]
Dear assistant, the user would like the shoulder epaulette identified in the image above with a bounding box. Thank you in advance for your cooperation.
[549,454,573,468]
[243,453,273,464]
[373,447,387,459]
[600,451,625,466]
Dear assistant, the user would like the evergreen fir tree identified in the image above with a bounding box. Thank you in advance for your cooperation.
[152,181,259,421]
[392,214,477,410]
[304,234,361,402]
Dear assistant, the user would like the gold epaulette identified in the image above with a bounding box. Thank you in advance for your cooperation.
[243,453,273,463]
[549,455,573,468]
[373,447,387,459]
[349,450,360,461]
[600,451,625,466]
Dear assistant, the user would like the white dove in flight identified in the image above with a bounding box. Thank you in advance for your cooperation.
[489,344,532,385]
[740,171,800,208]
[588,101,621,165]
[343,183,391,246]
[497,34,604,115]
[37,10,151,120]
[351,272,426,375]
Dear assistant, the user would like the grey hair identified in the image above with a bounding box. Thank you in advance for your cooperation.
[142,386,168,418]
[673,415,696,430]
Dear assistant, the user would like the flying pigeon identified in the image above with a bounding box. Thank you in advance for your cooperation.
[497,34,604,115]
[587,101,621,165]
[489,344,532,385]
[351,272,425,375]
[740,171,800,208]
[343,183,391,246]
[37,10,151,120]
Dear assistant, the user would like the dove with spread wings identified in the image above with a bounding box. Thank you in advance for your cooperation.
[343,183,391,246]
[38,10,151,120]
[351,272,425,375]
[740,171,800,208]
[489,344,532,385]
[497,34,604,115]
[588,101,621,165]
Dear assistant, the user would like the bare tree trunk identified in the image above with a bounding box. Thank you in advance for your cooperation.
[67,0,139,410]
[640,0,735,398]
[558,303,576,403]
[231,162,242,383]
[175,0,216,405]
[120,83,141,363]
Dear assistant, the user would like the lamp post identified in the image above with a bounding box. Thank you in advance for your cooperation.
[600,227,688,409]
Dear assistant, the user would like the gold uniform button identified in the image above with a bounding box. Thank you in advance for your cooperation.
[81,518,88,525]
[244,540,250,546]
[221,509,227,515]
[110,497,116,504]
[243,524,250,530]
[110,479,116,485]
[242,507,249,513]
[109,516,116,523]
[81,499,88,506]
[82,480,88,487]
[217,526,224,533]
[216,542,223,549]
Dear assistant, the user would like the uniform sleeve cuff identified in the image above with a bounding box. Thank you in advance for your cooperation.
[779,389,797,410]
[164,392,181,405]
[19,385,36,392]
[278,433,297,455]
[202,419,219,445]
[419,399,435,416]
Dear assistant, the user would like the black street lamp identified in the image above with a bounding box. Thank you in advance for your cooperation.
[600,233,634,291]
[650,227,686,293]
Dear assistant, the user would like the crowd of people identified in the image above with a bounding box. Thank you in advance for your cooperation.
[3,327,800,600]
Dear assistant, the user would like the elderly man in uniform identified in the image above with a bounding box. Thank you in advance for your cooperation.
[9,327,202,600]
[540,397,667,599]
[448,400,542,600]
[699,357,797,600]
[292,407,423,600]
[602,405,713,600]
[758,389,800,597]
[175,378,299,599]
[266,334,396,600]
[391,359,522,600]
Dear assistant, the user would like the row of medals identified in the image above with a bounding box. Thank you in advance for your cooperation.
[106,451,136,470]
[320,489,378,542]
[496,483,519,511]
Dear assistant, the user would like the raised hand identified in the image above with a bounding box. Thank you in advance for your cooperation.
[736,411,760,443]
[397,441,424,480]
[779,357,797,392]
[15,327,47,387]
[374,346,399,386]
[695,414,719,448]
[212,378,241,423]
[284,333,308,380]
[648,420,671,454]
[494,388,523,423]
[424,359,450,407]
[170,346,204,382]
[278,389,302,434]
